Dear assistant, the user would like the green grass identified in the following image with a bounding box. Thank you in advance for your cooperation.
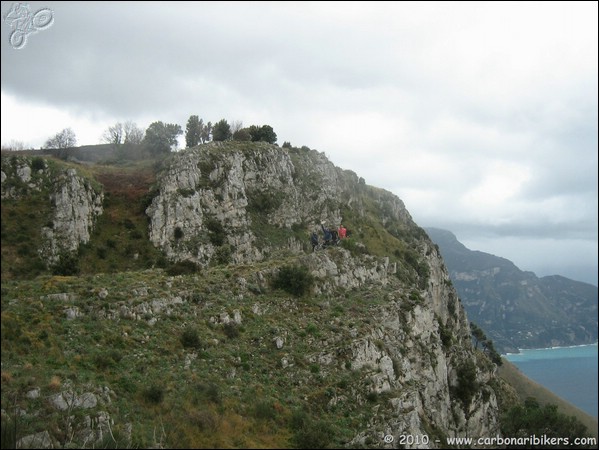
[1,257,403,448]
[4,143,584,449]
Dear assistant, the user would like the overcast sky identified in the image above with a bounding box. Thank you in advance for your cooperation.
[2,1,597,285]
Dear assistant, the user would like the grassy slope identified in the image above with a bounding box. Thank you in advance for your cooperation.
[2,149,596,446]
[77,161,166,274]
[1,257,407,448]
[498,359,598,438]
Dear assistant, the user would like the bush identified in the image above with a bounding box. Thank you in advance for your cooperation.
[272,265,314,297]
[143,384,164,404]
[247,189,282,214]
[174,226,184,240]
[195,382,221,404]
[181,328,201,349]
[254,400,277,421]
[453,360,478,407]
[205,217,226,246]
[501,398,590,445]
[292,418,334,449]
[52,252,80,276]
[213,244,231,265]
[223,322,239,339]
[31,157,45,171]
[166,260,200,276]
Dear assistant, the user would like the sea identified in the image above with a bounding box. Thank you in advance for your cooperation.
[504,343,598,418]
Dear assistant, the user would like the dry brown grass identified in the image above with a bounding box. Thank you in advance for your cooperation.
[93,166,156,201]
[48,375,62,391]
[498,359,598,438]
[1,371,13,384]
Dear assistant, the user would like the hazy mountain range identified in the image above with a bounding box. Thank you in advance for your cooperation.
[425,227,598,353]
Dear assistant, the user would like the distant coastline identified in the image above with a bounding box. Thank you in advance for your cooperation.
[504,343,598,417]
[503,341,598,356]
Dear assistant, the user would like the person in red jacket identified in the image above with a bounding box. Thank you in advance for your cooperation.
[338,224,347,239]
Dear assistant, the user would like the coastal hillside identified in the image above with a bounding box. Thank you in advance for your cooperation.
[0,144,592,448]
[425,227,598,353]
[498,360,597,438]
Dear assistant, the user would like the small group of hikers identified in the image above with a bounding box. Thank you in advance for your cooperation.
[310,223,351,251]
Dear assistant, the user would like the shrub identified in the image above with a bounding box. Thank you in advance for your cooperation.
[272,265,314,297]
[501,398,590,443]
[195,382,221,404]
[453,360,478,407]
[213,244,231,265]
[191,409,218,431]
[94,353,115,370]
[174,226,184,240]
[205,217,226,246]
[223,322,239,339]
[52,252,80,276]
[247,189,282,214]
[31,157,45,171]
[143,384,164,404]
[97,246,108,259]
[254,400,277,421]
[292,418,334,449]
[166,260,200,276]
[366,391,379,403]
[181,328,201,349]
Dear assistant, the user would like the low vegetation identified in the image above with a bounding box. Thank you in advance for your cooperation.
[1,263,398,448]
[1,145,593,448]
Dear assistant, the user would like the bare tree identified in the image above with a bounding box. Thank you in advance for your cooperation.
[230,120,243,135]
[123,121,144,144]
[101,123,124,145]
[44,128,76,149]
[1,140,26,151]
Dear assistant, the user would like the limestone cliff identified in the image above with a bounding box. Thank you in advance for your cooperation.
[146,142,413,266]
[1,144,504,448]
[144,142,502,444]
[1,155,103,266]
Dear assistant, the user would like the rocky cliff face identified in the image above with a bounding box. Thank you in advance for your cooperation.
[1,155,104,266]
[146,142,413,266]
[144,143,502,444]
[1,145,504,447]
[426,227,598,353]
[301,247,500,445]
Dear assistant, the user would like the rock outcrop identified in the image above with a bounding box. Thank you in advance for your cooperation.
[144,143,502,444]
[146,142,412,267]
[1,155,103,266]
[1,144,505,448]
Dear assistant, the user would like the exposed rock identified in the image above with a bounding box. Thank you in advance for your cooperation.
[145,142,402,266]
[1,155,103,267]
[1,146,509,448]
[274,337,284,349]
[17,431,56,449]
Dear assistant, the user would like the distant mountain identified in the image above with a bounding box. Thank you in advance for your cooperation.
[425,228,598,353]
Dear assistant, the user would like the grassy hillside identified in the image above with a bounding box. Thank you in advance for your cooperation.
[2,147,595,448]
[76,161,167,274]
[498,359,598,439]
[1,252,426,448]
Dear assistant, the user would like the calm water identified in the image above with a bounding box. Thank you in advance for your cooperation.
[504,343,598,418]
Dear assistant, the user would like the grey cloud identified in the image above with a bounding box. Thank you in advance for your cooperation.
[2,1,596,282]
